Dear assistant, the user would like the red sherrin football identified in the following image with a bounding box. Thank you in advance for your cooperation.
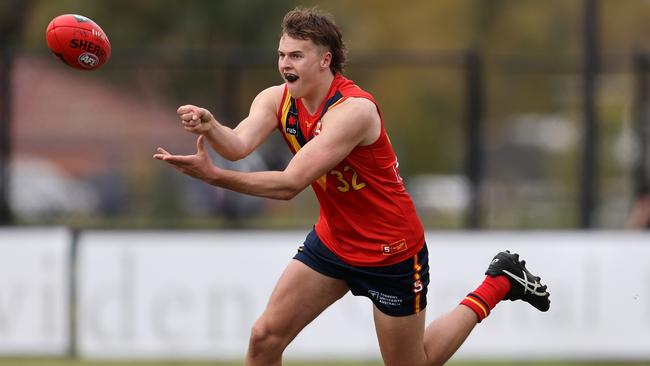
[45,14,111,71]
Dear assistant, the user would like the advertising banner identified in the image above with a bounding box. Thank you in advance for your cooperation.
[0,227,71,355]
[76,230,650,361]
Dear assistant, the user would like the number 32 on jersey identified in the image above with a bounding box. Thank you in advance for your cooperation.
[329,165,366,193]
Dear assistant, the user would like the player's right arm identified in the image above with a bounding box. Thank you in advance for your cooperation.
[177,85,283,161]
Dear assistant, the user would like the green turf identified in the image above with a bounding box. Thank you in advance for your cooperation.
[1,360,650,366]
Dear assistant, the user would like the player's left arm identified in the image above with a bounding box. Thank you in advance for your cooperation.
[153,97,381,200]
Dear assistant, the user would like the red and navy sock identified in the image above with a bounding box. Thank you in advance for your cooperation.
[460,275,511,322]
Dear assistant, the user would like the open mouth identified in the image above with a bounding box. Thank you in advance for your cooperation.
[284,73,299,82]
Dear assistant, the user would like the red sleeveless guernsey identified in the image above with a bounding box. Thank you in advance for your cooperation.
[276,74,425,266]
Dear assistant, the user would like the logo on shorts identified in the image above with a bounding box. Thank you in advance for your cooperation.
[367,290,403,307]
[413,280,424,293]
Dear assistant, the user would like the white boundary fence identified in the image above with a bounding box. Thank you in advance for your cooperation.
[0,227,70,356]
[1,227,649,361]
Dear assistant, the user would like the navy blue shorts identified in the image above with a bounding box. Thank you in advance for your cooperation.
[293,229,429,317]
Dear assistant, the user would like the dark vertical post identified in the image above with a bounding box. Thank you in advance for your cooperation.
[220,58,243,225]
[633,53,649,198]
[221,58,241,124]
[579,0,600,228]
[0,48,13,224]
[464,50,483,229]
[0,0,32,225]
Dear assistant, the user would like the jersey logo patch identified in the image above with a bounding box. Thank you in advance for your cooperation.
[381,239,407,255]
[286,114,298,135]
[313,120,322,137]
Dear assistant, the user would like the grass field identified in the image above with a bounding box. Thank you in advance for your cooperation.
[1,360,650,366]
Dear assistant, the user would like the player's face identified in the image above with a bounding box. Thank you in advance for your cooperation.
[278,34,330,98]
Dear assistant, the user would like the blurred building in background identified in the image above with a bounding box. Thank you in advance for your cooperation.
[1,0,650,230]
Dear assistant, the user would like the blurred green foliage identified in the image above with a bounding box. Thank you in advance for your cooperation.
[6,0,650,229]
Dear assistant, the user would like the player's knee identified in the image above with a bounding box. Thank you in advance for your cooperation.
[248,320,286,356]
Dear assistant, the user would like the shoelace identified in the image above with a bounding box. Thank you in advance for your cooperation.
[502,269,548,296]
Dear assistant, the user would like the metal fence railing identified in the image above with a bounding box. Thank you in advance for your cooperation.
[1,47,649,230]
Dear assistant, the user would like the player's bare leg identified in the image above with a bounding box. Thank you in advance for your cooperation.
[245,259,349,366]
[373,306,477,366]
[421,306,479,365]
[374,250,550,366]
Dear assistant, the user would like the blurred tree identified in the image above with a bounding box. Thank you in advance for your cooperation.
[24,0,294,48]
[11,0,650,228]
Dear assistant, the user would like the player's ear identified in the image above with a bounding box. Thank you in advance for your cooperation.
[320,51,332,70]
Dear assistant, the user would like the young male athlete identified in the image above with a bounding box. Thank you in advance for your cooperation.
[154,7,550,366]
